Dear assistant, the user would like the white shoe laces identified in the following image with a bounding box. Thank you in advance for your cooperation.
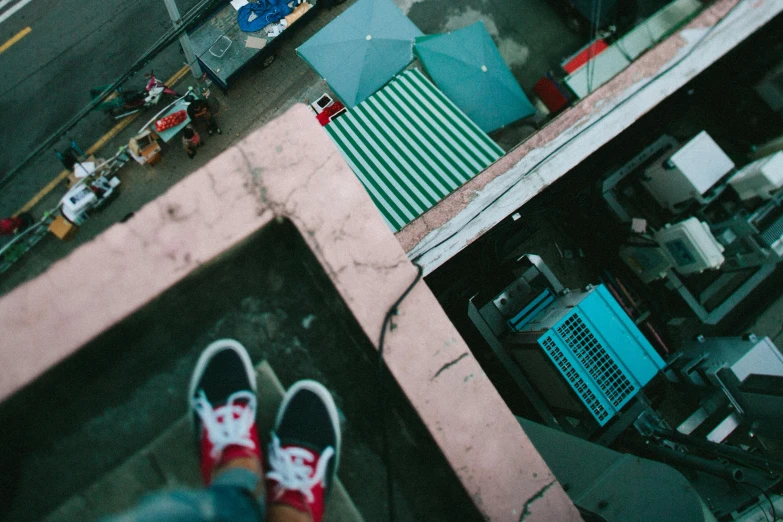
[193,389,257,460]
[266,433,334,503]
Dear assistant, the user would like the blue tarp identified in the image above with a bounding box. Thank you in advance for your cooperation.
[238,0,292,32]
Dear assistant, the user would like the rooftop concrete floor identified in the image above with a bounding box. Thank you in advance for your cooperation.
[1,220,482,522]
[43,361,364,522]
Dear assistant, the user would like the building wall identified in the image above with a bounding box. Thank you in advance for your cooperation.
[397,0,783,276]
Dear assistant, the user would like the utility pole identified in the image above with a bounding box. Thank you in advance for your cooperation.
[163,0,203,78]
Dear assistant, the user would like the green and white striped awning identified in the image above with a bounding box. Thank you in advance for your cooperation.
[325,69,504,231]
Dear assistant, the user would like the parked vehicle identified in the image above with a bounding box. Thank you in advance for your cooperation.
[188,0,345,92]
[92,71,181,119]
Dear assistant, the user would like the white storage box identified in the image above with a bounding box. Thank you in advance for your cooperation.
[642,131,735,209]
[654,217,725,275]
[61,185,98,226]
[729,152,783,201]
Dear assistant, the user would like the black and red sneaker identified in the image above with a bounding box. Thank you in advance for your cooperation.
[265,380,341,522]
[188,339,261,486]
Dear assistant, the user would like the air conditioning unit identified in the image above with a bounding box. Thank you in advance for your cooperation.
[515,285,666,426]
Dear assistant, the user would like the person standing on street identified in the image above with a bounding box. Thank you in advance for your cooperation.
[0,213,33,236]
[182,126,203,160]
[187,98,222,136]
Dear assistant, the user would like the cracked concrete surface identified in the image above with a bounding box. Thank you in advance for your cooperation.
[0,104,579,521]
[431,352,469,381]
[518,481,556,521]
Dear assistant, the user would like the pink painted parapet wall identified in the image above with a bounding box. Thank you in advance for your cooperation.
[0,105,580,521]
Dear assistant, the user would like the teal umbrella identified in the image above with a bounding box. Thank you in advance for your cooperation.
[414,21,536,133]
[297,0,423,108]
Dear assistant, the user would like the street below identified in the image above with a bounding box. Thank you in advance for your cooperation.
[0,0,583,296]
[0,0,200,216]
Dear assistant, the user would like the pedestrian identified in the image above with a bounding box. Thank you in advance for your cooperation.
[103,338,341,522]
[182,126,203,160]
[187,98,222,136]
[0,213,33,236]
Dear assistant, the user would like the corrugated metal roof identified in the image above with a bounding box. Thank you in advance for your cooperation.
[325,69,503,231]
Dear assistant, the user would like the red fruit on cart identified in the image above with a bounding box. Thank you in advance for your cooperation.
[155,110,187,132]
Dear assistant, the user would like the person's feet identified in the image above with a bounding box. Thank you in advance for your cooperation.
[189,339,261,486]
[265,381,341,522]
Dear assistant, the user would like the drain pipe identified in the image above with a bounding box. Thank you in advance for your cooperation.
[655,428,783,475]
[631,439,774,485]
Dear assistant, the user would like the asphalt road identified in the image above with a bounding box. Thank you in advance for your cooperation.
[0,0,201,216]
[0,0,582,217]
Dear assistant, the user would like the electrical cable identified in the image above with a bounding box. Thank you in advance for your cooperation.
[376,262,424,522]
[2,0,196,147]
[410,0,749,268]
[762,503,773,522]
[133,0,223,68]
[745,483,778,522]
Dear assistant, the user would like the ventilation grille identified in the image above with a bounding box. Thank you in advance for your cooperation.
[540,311,641,425]
[541,335,610,423]
[557,314,636,407]
[760,212,783,248]
[534,286,665,426]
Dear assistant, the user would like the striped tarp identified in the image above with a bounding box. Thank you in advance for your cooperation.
[325,69,504,231]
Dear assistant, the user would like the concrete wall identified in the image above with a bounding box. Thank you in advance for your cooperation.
[397,0,783,275]
[0,104,581,521]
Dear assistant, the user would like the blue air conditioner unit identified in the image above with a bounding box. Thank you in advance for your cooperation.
[526,285,665,426]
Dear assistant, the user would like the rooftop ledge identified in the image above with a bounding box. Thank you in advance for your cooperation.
[0,104,579,521]
[397,0,783,275]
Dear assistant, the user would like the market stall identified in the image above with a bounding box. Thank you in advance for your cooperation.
[151,100,192,142]
[414,21,536,133]
[296,0,422,108]
[189,0,321,92]
[324,69,504,231]
[128,130,162,166]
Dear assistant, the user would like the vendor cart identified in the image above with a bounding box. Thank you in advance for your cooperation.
[59,147,128,227]
[188,0,326,92]
[147,99,192,142]
[128,129,163,166]
[61,176,121,226]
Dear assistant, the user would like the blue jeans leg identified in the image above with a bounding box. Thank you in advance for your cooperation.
[102,468,265,522]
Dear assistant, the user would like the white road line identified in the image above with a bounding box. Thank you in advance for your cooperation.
[0,0,15,10]
[0,0,35,25]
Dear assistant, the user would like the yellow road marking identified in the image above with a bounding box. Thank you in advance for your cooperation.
[0,26,31,55]
[86,112,138,156]
[14,65,191,216]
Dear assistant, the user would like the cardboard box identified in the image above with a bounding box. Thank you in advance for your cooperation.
[49,215,78,240]
[245,36,267,49]
[66,156,102,188]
